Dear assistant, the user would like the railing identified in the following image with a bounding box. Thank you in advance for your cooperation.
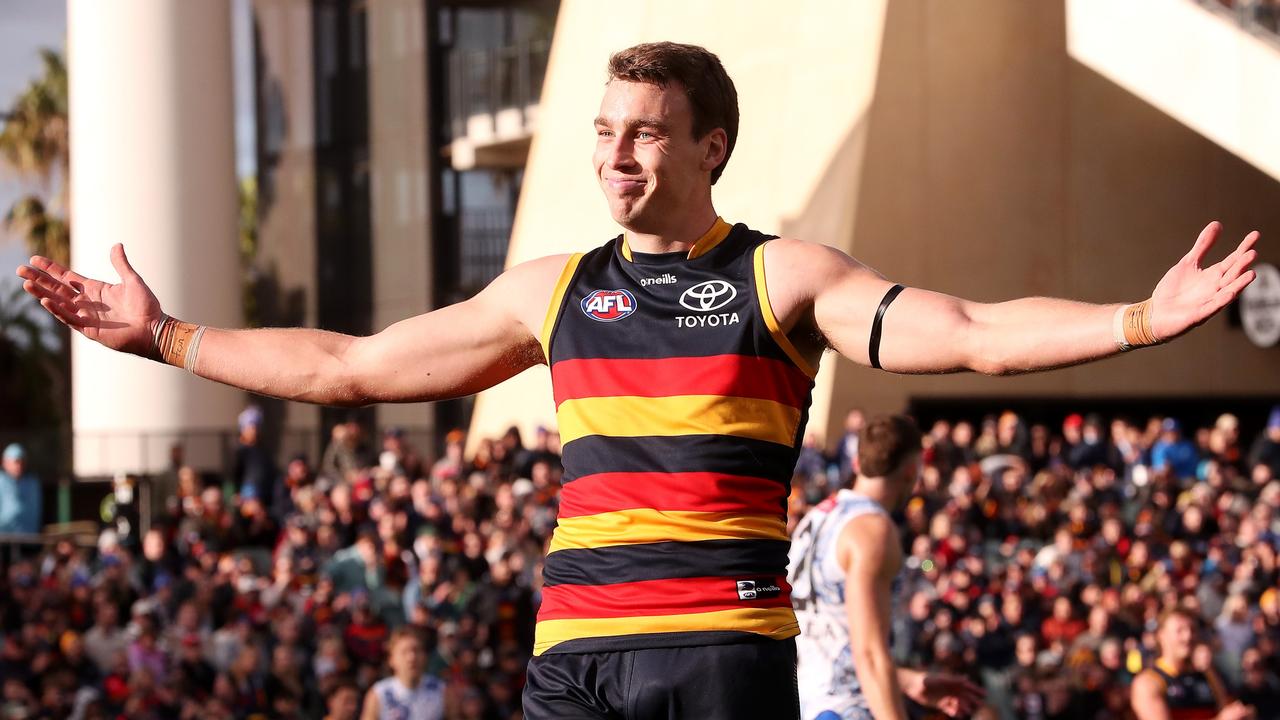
[446,39,551,142]
[459,206,514,292]
[1196,0,1280,37]
[14,424,443,482]
[71,428,326,479]
[0,526,98,563]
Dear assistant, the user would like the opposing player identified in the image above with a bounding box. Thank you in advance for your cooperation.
[789,415,983,720]
[1130,609,1253,720]
[361,627,445,720]
[18,42,1259,719]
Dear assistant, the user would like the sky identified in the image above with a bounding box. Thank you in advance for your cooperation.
[0,0,66,284]
[0,0,256,313]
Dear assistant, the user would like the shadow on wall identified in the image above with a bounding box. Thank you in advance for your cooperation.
[771,0,1280,428]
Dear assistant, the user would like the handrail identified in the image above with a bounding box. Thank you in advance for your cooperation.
[446,38,551,141]
[1195,0,1280,37]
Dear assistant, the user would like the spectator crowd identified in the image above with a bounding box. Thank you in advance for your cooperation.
[0,403,1278,719]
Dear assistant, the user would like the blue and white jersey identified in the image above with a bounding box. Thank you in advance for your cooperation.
[787,490,891,720]
[373,674,445,720]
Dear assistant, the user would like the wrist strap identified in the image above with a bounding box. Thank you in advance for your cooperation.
[153,315,207,372]
[869,284,905,370]
[1114,299,1159,351]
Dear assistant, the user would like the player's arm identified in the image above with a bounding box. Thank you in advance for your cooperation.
[1131,670,1172,720]
[765,222,1258,374]
[18,244,569,405]
[895,666,984,718]
[1205,668,1257,720]
[359,686,380,720]
[839,513,909,720]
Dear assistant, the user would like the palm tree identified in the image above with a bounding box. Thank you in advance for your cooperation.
[1,48,71,470]
[0,48,70,265]
[0,284,63,431]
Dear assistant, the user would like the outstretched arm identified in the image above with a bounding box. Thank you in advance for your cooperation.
[768,221,1258,375]
[17,244,566,406]
[841,514,910,720]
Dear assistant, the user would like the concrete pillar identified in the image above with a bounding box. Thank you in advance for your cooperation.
[68,0,242,476]
[367,0,436,435]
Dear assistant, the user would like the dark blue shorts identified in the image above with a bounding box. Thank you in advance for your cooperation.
[522,638,799,720]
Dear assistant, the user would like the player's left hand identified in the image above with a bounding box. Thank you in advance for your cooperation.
[1149,222,1259,341]
[907,672,985,717]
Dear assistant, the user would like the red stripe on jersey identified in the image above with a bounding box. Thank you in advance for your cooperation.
[551,355,811,409]
[558,471,787,518]
[537,575,793,621]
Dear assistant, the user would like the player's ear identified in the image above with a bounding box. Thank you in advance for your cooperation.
[701,128,728,174]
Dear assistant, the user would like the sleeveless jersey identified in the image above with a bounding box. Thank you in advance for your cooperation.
[1142,659,1225,720]
[535,218,817,655]
[787,490,892,720]
[372,674,445,720]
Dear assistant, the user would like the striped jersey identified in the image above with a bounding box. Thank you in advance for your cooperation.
[372,674,445,720]
[787,490,892,720]
[534,218,817,655]
[1140,659,1227,720]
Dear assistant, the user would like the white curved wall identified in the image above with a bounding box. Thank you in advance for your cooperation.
[69,0,243,476]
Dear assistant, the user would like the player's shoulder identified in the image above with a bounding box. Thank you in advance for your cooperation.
[480,253,578,306]
[759,237,883,288]
[419,674,446,692]
[840,509,897,542]
[837,509,898,559]
[1132,667,1167,692]
[503,253,579,283]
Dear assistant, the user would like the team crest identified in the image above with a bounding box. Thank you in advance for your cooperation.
[581,289,637,322]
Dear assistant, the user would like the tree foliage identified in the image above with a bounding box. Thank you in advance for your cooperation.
[1,48,70,265]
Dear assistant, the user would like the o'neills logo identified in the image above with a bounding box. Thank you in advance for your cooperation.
[581,289,637,322]
[736,578,783,601]
[641,273,678,287]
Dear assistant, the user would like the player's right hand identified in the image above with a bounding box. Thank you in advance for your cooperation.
[16,243,163,357]
[1216,701,1256,720]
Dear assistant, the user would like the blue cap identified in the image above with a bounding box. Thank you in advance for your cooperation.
[3,443,25,462]
[1269,406,1280,431]
[238,405,263,431]
[1161,418,1181,433]
[240,484,258,501]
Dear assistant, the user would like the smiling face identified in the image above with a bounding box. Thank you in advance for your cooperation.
[593,80,726,235]
[1157,612,1195,663]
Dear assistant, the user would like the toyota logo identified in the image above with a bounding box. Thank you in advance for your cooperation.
[679,280,737,312]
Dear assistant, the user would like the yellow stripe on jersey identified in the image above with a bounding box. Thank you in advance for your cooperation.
[557,394,801,446]
[540,253,585,362]
[752,242,818,379]
[548,509,788,554]
[686,217,733,259]
[533,606,800,655]
[622,216,732,262]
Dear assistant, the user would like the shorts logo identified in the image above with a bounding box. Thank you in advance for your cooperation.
[679,280,736,312]
[736,578,783,601]
[581,289,637,322]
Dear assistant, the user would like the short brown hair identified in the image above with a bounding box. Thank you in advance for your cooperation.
[857,415,923,478]
[387,626,422,652]
[1157,607,1198,632]
[607,42,739,184]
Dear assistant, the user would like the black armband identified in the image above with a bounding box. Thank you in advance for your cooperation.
[868,284,905,370]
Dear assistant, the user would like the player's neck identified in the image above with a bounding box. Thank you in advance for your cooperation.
[850,477,893,508]
[624,205,720,254]
[1158,655,1188,675]
[395,672,422,690]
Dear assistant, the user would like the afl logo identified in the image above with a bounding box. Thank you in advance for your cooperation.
[679,280,736,312]
[581,289,637,322]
